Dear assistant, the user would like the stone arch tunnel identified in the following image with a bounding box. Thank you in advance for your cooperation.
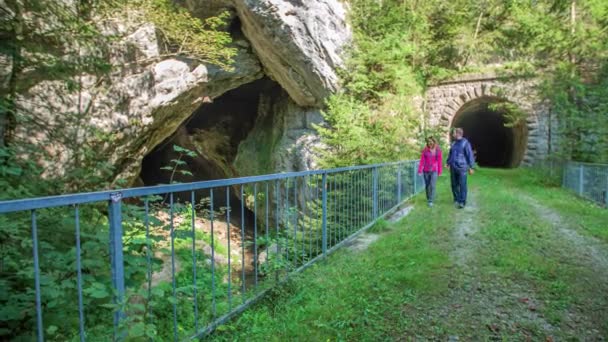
[425,75,550,167]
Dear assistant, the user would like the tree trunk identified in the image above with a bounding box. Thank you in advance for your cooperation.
[1,2,23,150]
[570,0,576,66]
[462,11,484,68]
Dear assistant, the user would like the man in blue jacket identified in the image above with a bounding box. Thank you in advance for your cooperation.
[446,127,475,209]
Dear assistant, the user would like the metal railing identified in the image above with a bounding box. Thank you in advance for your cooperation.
[0,160,423,341]
[562,161,608,207]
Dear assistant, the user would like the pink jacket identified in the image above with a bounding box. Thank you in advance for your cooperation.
[418,147,443,175]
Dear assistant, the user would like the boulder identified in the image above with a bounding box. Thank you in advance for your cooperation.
[234,0,351,107]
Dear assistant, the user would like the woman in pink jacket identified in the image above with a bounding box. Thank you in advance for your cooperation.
[418,136,443,207]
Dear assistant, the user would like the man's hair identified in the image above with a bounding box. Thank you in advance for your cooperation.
[453,127,464,135]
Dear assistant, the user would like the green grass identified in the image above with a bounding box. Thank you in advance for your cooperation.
[208,168,608,340]
[491,168,608,243]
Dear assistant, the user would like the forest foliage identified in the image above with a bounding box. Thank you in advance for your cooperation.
[0,0,234,199]
[0,1,234,340]
[319,0,608,166]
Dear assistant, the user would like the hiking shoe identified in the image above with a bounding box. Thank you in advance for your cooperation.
[428,202,433,208]
[458,203,465,209]
[454,202,460,209]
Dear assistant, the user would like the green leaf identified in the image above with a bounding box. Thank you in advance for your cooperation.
[130,322,146,337]
[145,324,157,338]
[172,145,187,153]
[2,166,22,176]
[85,282,110,299]
[152,287,165,297]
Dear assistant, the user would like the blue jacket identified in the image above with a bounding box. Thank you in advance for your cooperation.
[447,138,475,171]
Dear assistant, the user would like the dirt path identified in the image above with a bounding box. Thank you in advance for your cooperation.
[450,191,558,339]
[347,205,414,252]
[404,186,608,340]
[401,188,561,340]
[451,194,479,267]
[518,194,608,338]
[521,194,608,284]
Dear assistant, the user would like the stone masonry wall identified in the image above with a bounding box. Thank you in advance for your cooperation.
[424,74,555,165]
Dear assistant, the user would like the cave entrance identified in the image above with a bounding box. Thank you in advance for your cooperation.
[139,77,279,211]
[450,98,527,168]
[139,77,283,286]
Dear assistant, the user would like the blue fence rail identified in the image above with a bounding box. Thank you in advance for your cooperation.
[0,160,423,341]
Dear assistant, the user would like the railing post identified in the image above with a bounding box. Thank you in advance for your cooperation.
[397,166,402,203]
[413,163,418,194]
[562,162,567,188]
[578,164,584,196]
[321,173,328,256]
[604,171,608,207]
[109,192,126,339]
[372,167,379,218]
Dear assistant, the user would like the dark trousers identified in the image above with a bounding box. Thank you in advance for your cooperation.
[450,168,468,205]
[423,172,438,203]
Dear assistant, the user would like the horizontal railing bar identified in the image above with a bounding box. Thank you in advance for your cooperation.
[567,161,608,167]
[0,161,408,213]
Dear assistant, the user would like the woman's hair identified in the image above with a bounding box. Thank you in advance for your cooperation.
[426,136,436,144]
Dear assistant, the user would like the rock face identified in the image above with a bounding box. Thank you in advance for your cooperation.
[234,85,325,176]
[8,0,351,190]
[179,0,352,107]
[135,0,351,185]
[234,0,351,107]
[16,22,263,182]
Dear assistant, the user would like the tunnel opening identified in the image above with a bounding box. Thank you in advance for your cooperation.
[140,77,280,212]
[451,98,527,168]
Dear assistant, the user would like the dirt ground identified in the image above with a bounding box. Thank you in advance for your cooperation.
[398,188,608,340]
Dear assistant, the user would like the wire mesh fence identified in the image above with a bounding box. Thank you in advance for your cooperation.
[0,160,423,341]
[562,161,608,207]
[530,158,567,184]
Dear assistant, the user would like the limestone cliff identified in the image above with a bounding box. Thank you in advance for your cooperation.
[5,0,352,188]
